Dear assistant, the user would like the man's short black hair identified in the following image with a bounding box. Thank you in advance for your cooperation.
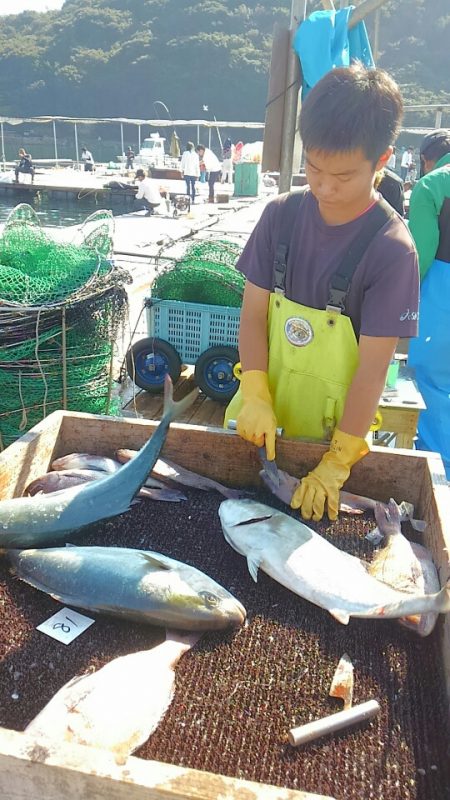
[196,144,205,152]
[420,129,450,163]
[299,64,403,164]
[135,168,145,178]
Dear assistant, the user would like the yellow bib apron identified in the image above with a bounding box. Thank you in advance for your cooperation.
[224,292,359,441]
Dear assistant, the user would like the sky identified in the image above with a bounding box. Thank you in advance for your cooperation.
[0,0,63,14]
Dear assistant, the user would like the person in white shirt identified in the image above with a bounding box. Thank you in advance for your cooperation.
[134,168,162,216]
[180,142,200,203]
[81,146,95,172]
[386,145,396,171]
[196,144,221,203]
[400,146,413,180]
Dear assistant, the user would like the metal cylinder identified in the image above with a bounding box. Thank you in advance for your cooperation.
[288,699,380,747]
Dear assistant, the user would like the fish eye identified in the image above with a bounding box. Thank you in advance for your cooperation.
[199,590,219,606]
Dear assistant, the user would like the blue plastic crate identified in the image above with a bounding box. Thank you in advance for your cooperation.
[146,298,241,364]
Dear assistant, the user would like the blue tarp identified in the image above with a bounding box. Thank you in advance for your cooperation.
[294,7,374,96]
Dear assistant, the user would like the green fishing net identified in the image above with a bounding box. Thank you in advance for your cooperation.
[0,204,129,449]
[152,239,244,307]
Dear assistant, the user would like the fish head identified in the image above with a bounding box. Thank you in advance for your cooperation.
[140,552,246,631]
[374,498,402,539]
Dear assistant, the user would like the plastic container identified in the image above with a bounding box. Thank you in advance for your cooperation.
[233,162,261,197]
[386,359,400,390]
[146,298,240,363]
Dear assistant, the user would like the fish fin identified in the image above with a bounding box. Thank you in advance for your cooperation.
[329,608,350,625]
[247,555,261,582]
[163,373,199,422]
[411,518,427,533]
[140,552,172,570]
[365,526,384,546]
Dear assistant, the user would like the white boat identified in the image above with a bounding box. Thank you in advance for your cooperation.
[118,134,180,170]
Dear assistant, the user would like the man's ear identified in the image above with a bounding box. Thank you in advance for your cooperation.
[375,146,393,172]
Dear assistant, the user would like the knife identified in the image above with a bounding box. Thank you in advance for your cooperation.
[227,420,283,487]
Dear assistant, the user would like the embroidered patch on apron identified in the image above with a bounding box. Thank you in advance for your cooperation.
[284,317,314,347]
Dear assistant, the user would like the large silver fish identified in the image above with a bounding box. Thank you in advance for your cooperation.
[25,630,200,762]
[259,460,425,532]
[115,448,244,499]
[9,545,247,630]
[370,499,441,636]
[0,376,197,549]
[218,499,450,632]
[24,468,187,503]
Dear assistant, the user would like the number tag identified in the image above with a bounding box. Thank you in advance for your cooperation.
[37,607,95,644]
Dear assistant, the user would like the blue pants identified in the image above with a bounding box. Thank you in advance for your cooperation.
[408,258,450,477]
[184,176,196,202]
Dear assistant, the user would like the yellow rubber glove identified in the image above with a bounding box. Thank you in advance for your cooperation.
[236,370,277,460]
[291,428,369,521]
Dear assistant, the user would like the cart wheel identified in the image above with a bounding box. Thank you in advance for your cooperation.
[194,346,240,403]
[126,337,182,393]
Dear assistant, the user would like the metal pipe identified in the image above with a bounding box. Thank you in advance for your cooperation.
[435,109,443,128]
[373,8,381,62]
[52,120,59,165]
[120,122,124,157]
[74,122,79,165]
[288,699,381,747]
[278,0,305,194]
[0,122,5,170]
[138,124,141,151]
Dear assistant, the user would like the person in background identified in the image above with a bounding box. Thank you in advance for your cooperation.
[196,144,221,203]
[406,161,417,184]
[180,141,200,203]
[81,146,95,172]
[376,166,405,216]
[14,148,34,184]
[221,137,234,184]
[134,168,162,216]
[400,146,413,180]
[387,145,396,171]
[224,64,419,522]
[408,128,450,476]
[125,147,135,170]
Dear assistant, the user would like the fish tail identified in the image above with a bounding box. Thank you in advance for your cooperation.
[162,374,198,424]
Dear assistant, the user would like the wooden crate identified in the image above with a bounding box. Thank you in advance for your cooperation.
[0,410,449,800]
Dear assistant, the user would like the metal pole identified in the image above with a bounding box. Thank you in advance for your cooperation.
[120,122,124,156]
[74,122,79,165]
[138,124,141,151]
[52,119,59,165]
[435,108,443,128]
[0,122,5,170]
[208,124,212,149]
[278,0,304,194]
[373,8,380,61]
[197,124,200,144]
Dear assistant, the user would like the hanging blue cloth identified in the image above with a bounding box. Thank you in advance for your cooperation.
[408,258,450,478]
[294,7,374,96]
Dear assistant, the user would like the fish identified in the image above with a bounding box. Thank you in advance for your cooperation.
[116,448,244,499]
[25,630,200,763]
[51,454,121,474]
[24,469,187,503]
[0,375,197,549]
[259,461,426,532]
[9,544,247,630]
[370,499,441,636]
[218,499,450,631]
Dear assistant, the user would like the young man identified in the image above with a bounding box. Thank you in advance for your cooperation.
[225,65,419,522]
[134,168,162,215]
[400,146,413,180]
[14,148,34,184]
[196,144,221,203]
[408,129,450,476]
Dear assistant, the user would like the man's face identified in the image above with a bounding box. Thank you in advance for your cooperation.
[305,147,386,219]
[197,148,205,158]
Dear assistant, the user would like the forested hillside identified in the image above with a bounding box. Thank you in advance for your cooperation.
[0,0,448,124]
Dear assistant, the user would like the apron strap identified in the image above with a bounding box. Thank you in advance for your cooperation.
[273,189,309,295]
[327,197,395,311]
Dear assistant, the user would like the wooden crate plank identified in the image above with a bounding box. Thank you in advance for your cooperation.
[0,728,334,800]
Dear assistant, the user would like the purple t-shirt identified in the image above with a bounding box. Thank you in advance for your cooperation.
[236,190,419,338]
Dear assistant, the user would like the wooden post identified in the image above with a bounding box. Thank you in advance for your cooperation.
[261,24,290,172]
[349,0,388,28]
[373,8,381,61]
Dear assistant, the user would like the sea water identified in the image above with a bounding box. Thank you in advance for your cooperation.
[0,195,130,227]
